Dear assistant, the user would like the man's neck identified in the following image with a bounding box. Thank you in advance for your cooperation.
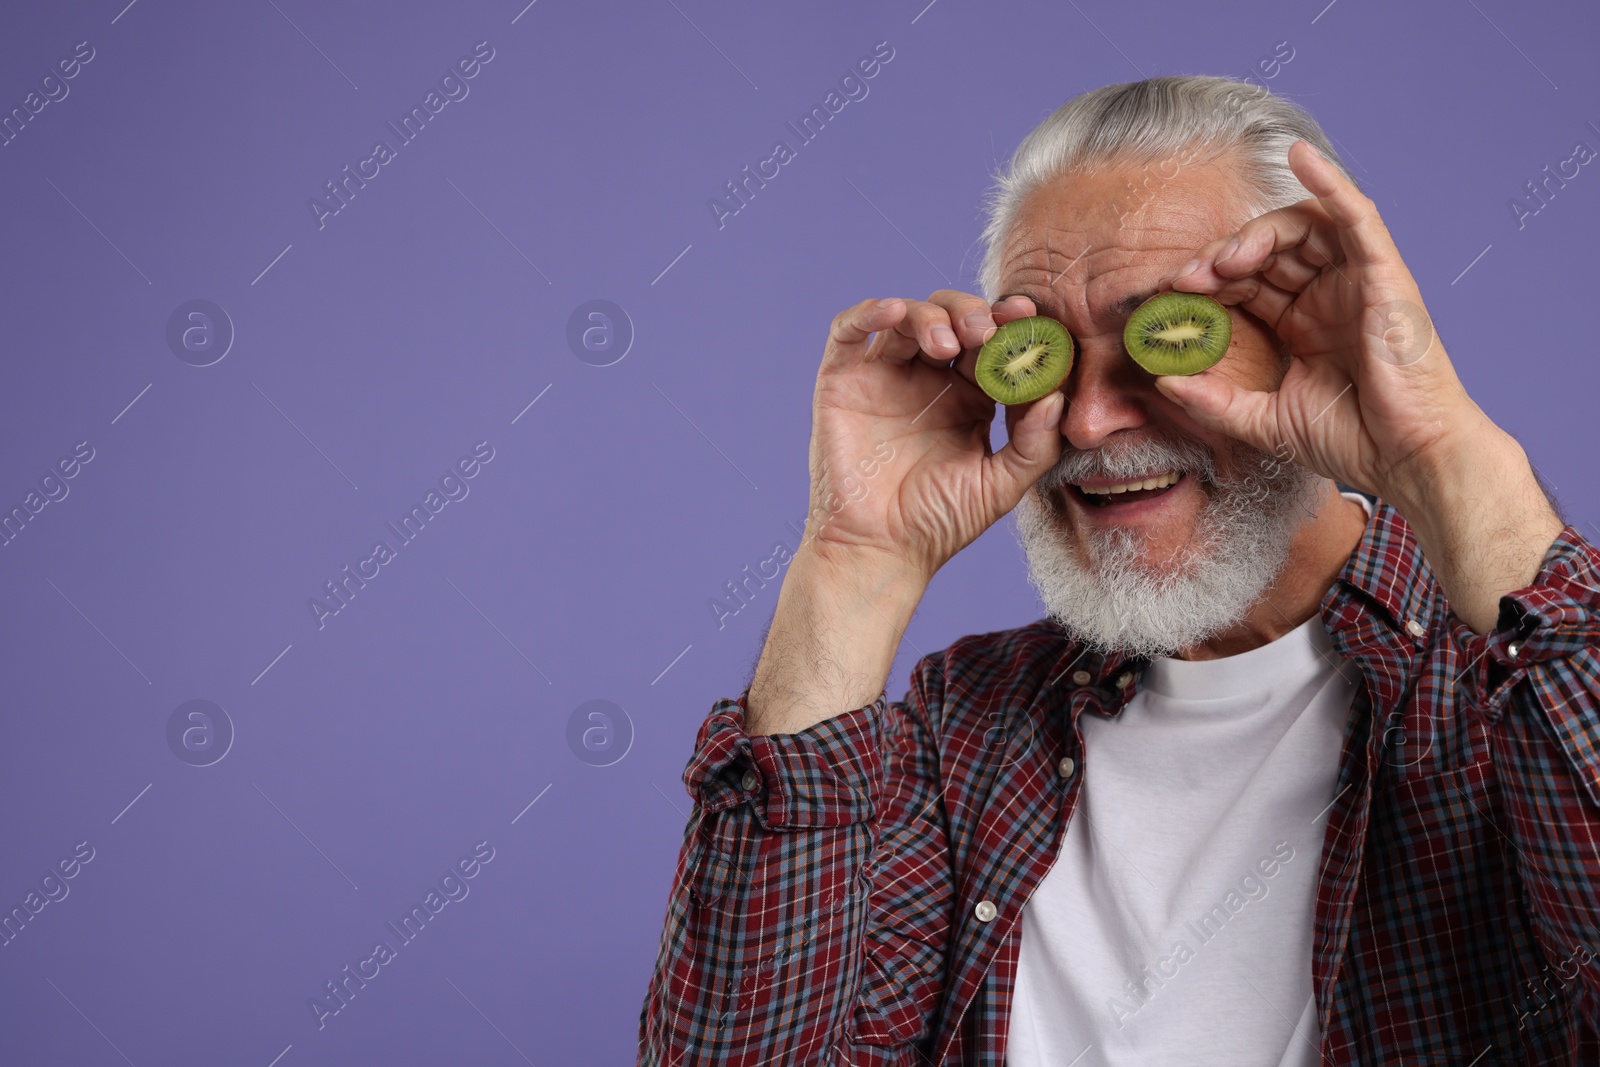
[1175,480,1369,661]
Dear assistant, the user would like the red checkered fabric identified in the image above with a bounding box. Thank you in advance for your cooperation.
[639,497,1600,1065]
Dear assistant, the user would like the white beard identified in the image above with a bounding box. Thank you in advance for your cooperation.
[1012,432,1326,658]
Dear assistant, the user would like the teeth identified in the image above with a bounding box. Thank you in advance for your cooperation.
[1078,471,1180,495]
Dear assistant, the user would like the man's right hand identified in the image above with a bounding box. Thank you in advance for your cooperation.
[744,291,1066,735]
[806,290,1065,579]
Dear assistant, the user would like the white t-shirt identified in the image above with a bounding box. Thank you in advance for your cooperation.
[1006,494,1369,1066]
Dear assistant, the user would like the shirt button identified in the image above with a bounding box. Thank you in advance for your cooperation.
[1071,670,1092,686]
[740,770,759,791]
[974,900,998,922]
[1058,757,1076,778]
[1114,671,1133,688]
[1406,619,1426,638]
[1507,641,1522,659]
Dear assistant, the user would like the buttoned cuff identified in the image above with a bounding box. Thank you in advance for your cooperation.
[1453,524,1600,714]
[681,690,886,830]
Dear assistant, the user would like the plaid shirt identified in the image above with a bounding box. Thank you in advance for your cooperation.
[639,497,1600,1065]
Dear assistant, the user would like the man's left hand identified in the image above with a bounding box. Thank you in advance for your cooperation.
[1153,139,1564,634]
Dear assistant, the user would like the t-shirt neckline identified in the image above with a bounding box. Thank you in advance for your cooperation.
[1137,491,1369,701]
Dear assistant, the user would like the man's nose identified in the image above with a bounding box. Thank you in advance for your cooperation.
[1057,345,1151,452]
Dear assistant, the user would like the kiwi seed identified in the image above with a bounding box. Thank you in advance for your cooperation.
[973,316,1074,405]
[1123,291,1231,376]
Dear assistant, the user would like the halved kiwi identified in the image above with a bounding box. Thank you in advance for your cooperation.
[974,316,1074,405]
[1123,291,1231,375]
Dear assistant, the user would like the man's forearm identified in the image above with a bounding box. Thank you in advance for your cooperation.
[1396,410,1565,636]
[745,542,928,736]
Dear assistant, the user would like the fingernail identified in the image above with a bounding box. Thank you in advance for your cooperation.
[1216,237,1241,263]
[966,309,994,329]
[876,297,902,309]
[931,325,958,351]
[1174,258,1200,278]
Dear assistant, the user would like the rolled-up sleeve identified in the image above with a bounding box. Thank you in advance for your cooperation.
[1454,525,1600,1029]
[639,655,955,1065]
[682,695,884,830]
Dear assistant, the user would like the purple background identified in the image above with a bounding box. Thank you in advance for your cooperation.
[1,0,1596,1063]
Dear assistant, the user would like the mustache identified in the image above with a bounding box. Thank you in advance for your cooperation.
[1035,433,1218,490]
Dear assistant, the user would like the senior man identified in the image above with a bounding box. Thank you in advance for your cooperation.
[638,75,1600,1065]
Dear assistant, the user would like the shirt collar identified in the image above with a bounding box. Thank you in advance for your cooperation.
[1032,622,1149,719]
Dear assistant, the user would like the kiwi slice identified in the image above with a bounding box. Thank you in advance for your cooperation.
[974,316,1074,405]
[1123,291,1231,375]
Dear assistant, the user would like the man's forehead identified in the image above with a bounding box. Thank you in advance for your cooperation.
[1012,151,1247,235]
[998,236,1194,327]
[996,157,1248,322]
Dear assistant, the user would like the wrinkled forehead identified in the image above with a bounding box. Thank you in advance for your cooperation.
[995,154,1256,332]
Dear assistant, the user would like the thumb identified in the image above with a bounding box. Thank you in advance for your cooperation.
[1154,373,1273,452]
[989,392,1065,507]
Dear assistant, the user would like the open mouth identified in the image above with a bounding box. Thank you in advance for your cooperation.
[1068,469,1186,508]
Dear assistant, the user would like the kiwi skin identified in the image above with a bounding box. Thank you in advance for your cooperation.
[974,316,1075,405]
[1123,291,1232,376]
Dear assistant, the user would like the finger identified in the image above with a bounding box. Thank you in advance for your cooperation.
[1252,248,1322,296]
[1167,144,1394,293]
[858,299,957,368]
[822,298,911,371]
[943,293,1040,389]
[987,391,1066,508]
[1152,370,1278,455]
[1287,139,1396,268]
[926,290,1006,349]
[1200,275,1300,331]
[896,298,965,361]
[1166,202,1341,296]
[871,295,1027,368]
[1001,384,1061,440]
[992,294,1037,324]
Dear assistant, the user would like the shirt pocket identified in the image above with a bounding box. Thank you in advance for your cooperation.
[1375,756,1497,881]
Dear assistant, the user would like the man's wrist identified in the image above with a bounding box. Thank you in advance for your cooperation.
[797,536,935,603]
[1389,411,1564,634]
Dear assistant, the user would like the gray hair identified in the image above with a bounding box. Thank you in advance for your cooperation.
[975,75,1360,301]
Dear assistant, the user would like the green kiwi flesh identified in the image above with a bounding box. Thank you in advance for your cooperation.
[974,316,1074,405]
[1123,291,1231,375]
